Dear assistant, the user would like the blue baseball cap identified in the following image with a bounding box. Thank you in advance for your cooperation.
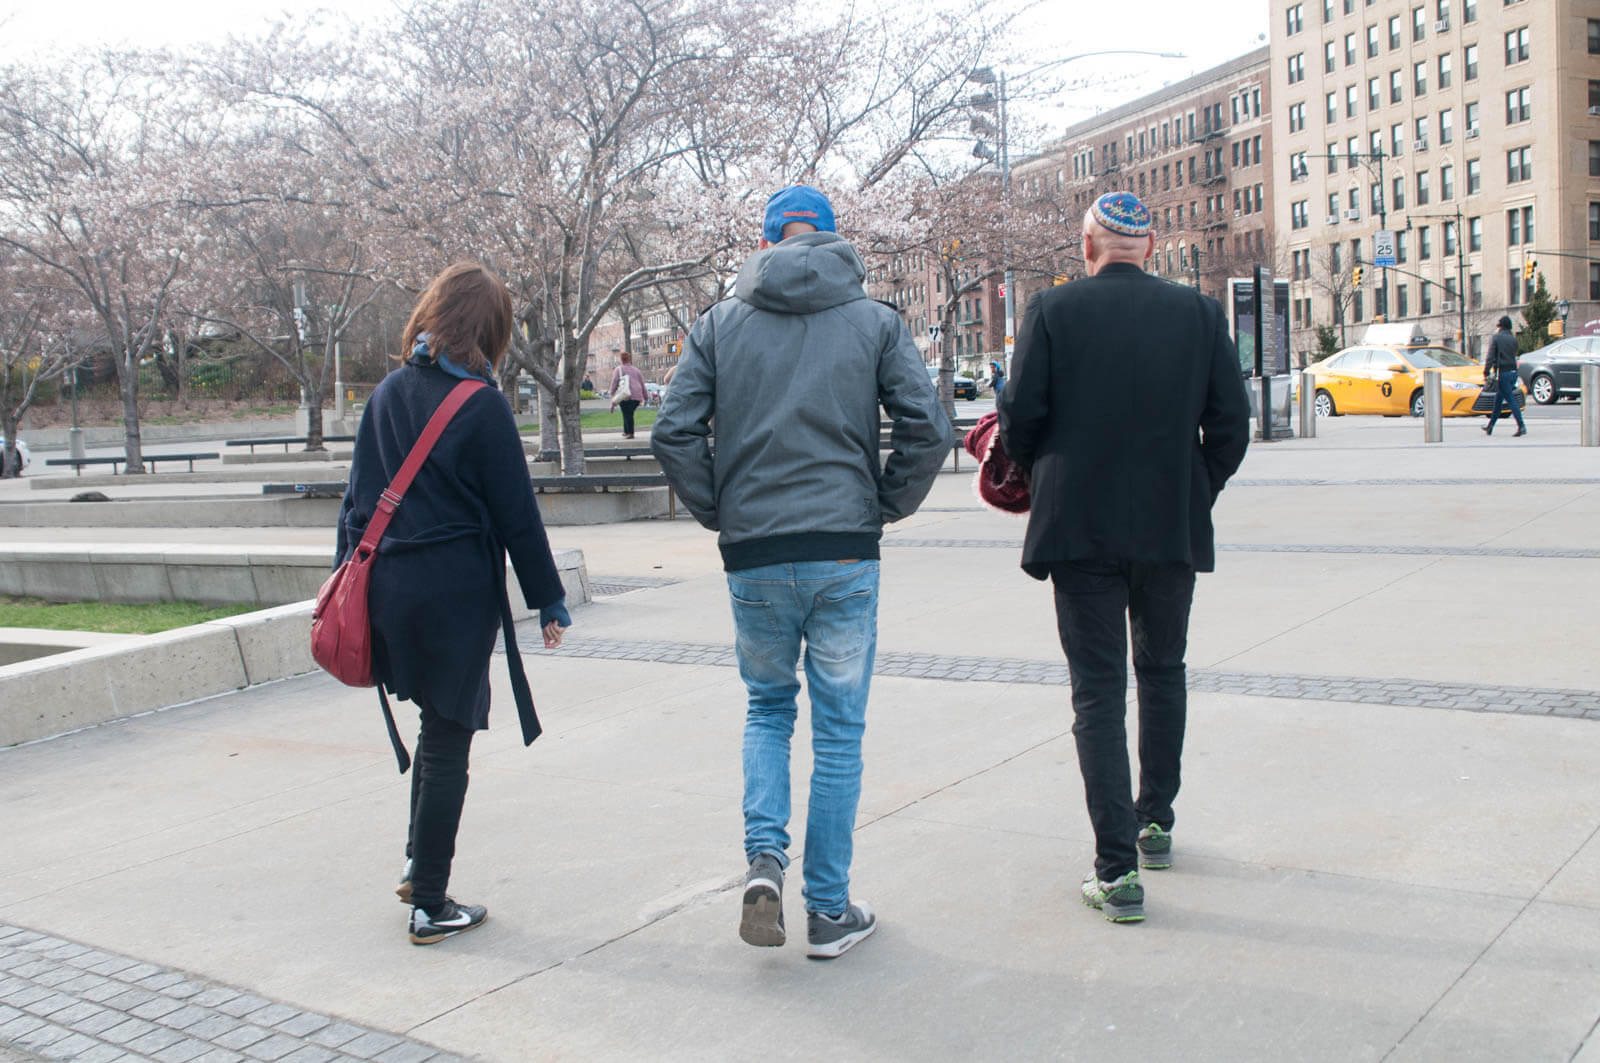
[762,185,836,244]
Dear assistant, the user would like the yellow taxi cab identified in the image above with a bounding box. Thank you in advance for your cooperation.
[1307,324,1523,418]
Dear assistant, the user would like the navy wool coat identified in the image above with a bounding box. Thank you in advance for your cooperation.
[335,359,565,730]
[997,263,1251,577]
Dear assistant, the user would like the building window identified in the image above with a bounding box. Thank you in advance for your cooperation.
[1441,164,1454,199]
[1463,0,1476,21]
[1371,129,1383,157]
[1327,142,1339,173]
[1419,227,1432,260]
[1345,32,1357,65]
[1325,41,1338,73]
[1437,0,1451,21]
[1393,175,1406,209]
[1324,0,1335,21]
[1288,53,1306,83]
[1390,69,1404,104]
[1444,219,1458,254]
[1465,101,1479,135]
[1327,91,1339,123]
[1505,87,1530,124]
[1287,3,1304,33]
[1292,201,1309,229]
[1415,115,1430,146]
[1368,77,1382,110]
[1367,24,1380,57]
[1397,284,1409,317]
[1591,263,1600,301]
[1421,284,1432,314]
[1413,5,1427,40]
[1469,273,1482,308]
[1396,231,1409,263]
[1348,85,1359,118]
[1414,61,1427,96]
[1388,15,1402,49]
[1591,80,1600,110]
[1417,171,1431,205]
[1590,203,1600,241]
[1506,204,1533,244]
[1439,109,1454,144]
[1464,43,1478,79]
[1354,291,1365,321]
[1591,141,1600,177]
[1371,181,1384,214]
[1504,27,1528,65]
[1506,146,1531,183]
[1468,216,1482,250]
[1288,102,1306,132]
[1392,124,1405,157]
[1591,19,1600,54]
[1347,136,1359,166]
[1438,54,1452,90]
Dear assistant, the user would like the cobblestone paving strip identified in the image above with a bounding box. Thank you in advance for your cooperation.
[0,925,468,1063]
[522,636,1600,720]
[881,537,1600,559]
[588,575,684,598]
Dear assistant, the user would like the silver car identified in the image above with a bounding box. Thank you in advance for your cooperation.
[1516,336,1600,404]
[0,436,31,473]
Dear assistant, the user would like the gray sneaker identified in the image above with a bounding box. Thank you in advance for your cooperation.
[806,901,877,959]
[1137,824,1172,870]
[1081,870,1145,923]
[740,853,785,947]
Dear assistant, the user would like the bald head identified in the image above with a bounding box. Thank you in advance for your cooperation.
[1082,211,1154,276]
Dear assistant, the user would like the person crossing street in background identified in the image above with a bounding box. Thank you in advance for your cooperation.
[1483,315,1527,437]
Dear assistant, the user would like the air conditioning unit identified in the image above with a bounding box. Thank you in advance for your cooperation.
[1441,301,1455,312]
[1413,137,1428,151]
[1434,17,1449,31]
[1325,214,1341,225]
[1346,209,1361,220]
[1234,209,1243,218]
[1589,106,1600,117]
[1465,127,1480,139]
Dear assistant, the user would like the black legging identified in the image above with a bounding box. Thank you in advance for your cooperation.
[619,399,640,436]
[405,700,475,913]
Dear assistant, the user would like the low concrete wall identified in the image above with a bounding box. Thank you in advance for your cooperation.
[21,419,303,453]
[30,465,351,490]
[0,544,589,610]
[0,550,590,748]
[221,449,351,465]
[0,627,136,666]
[0,490,672,527]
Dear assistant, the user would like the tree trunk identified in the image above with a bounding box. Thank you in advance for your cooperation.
[118,351,145,474]
[304,386,325,451]
[538,387,559,459]
[558,337,587,475]
[0,404,19,479]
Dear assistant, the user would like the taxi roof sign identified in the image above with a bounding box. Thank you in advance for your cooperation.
[1360,322,1432,347]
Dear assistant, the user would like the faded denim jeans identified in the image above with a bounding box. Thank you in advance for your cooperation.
[727,560,879,915]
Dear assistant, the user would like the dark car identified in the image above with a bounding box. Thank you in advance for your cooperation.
[927,365,977,400]
[1517,336,1600,404]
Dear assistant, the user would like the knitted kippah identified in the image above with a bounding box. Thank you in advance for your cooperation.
[1091,191,1151,237]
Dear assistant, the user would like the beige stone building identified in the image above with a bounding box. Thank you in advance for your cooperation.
[1010,49,1276,312]
[1271,0,1600,358]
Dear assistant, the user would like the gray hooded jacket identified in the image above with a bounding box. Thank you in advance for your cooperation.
[652,231,951,571]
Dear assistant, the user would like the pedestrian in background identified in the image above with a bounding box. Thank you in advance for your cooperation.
[653,185,950,959]
[338,262,571,945]
[998,192,1250,923]
[1483,315,1527,437]
[989,359,1006,403]
[609,350,646,438]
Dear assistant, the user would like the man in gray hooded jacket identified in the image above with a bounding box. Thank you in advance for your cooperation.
[653,185,949,959]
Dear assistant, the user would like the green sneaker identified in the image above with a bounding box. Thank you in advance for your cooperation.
[1081,869,1145,922]
[1137,823,1172,870]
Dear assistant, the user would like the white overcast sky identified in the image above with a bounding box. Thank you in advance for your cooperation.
[3,0,1268,149]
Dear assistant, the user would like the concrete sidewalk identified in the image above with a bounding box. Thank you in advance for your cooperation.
[2,413,1598,1062]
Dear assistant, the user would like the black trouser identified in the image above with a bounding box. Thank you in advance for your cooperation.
[1051,560,1196,881]
[619,399,640,436]
[405,700,475,913]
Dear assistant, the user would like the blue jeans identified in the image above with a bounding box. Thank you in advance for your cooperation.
[727,560,879,915]
[1486,369,1525,431]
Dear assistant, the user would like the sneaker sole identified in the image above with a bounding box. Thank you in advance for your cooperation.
[740,886,785,947]
[1137,853,1172,871]
[806,920,876,959]
[1082,893,1145,923]
[409,913,487,945]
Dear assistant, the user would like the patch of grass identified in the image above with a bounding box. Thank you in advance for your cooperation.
[0,595,257,635]
[518,409,658,433]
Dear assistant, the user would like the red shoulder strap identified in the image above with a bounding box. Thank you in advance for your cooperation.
[354,379,485,556]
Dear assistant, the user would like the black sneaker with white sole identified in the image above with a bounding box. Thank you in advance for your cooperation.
[409,898,487,945]
[806,901,876,959]
[740,852,785,947]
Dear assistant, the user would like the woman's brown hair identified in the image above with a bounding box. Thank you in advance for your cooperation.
[401,262,514,378]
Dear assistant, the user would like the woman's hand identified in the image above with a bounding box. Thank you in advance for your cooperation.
[542,618,566,648]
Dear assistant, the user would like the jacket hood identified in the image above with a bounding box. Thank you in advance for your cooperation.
[734,231,867,314]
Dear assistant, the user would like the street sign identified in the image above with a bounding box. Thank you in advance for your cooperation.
[928,324,941,341]
[1373,229,1396,267]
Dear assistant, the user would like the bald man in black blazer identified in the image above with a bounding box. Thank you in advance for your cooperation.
[999,191,1250,923]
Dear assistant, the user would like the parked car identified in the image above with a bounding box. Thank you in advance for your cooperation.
[927,365,978,401]
[0,436,29,473]
[1306,344,1518,418]
[1517,336,1600,404]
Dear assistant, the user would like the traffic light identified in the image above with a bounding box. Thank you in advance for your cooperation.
[1522,257,1536,281]
[1352,265,1363,287]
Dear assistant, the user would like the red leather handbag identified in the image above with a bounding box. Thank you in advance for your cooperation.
[312,380,484,687]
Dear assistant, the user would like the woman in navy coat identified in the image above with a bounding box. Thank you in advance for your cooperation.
[336,262,570,944]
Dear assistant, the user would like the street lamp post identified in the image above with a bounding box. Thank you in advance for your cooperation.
[969,50,1185,368]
